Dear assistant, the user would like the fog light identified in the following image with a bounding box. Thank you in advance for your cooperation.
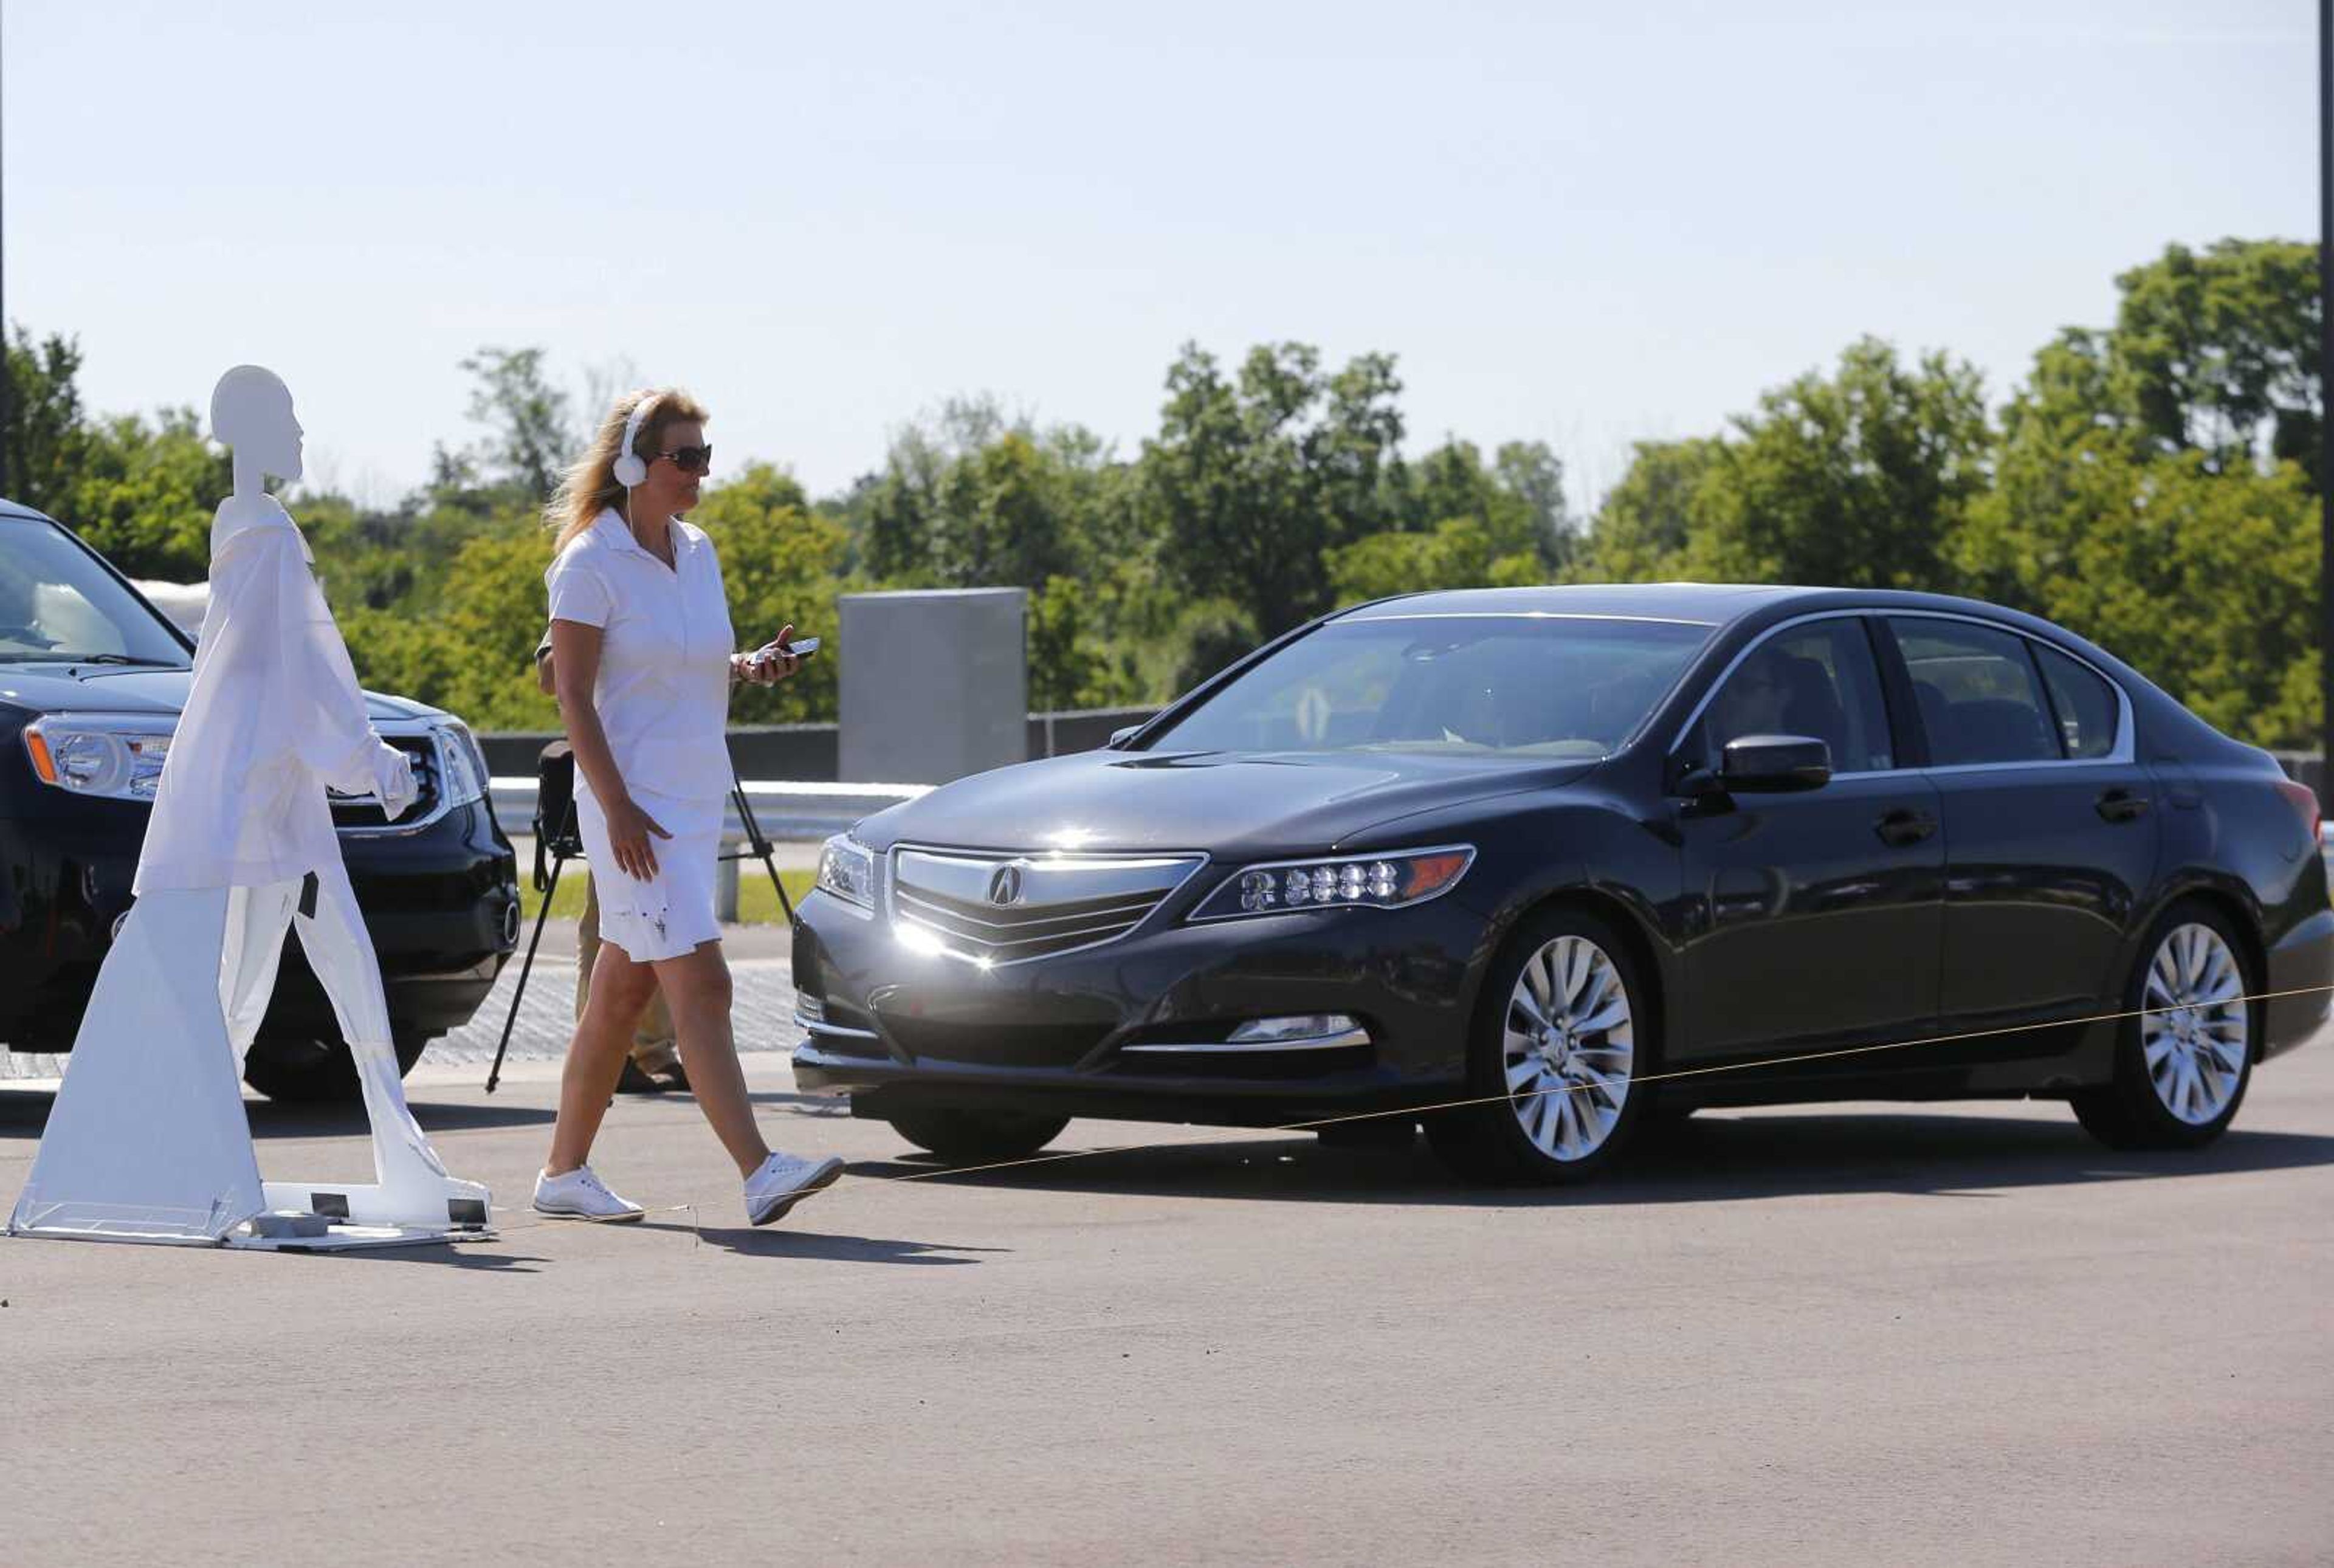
[1227,1014,1363,1045]
[794,994,826,1026]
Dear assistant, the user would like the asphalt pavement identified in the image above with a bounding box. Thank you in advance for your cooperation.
[2,1029,2329,1565]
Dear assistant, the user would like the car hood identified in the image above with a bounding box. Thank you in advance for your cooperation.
[0,662,436,723]
[857,748,1600,858]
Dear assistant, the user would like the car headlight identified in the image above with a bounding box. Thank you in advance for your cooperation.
[1187,844,1476,922]
[432,719,489,807]
[22,715,175,802]
[815,833,878,913]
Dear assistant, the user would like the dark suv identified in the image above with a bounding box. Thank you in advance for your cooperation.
[0,499,522,1099]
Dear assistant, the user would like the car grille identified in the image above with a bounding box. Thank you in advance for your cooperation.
[329,732,439,830]
[889,847,1205,965]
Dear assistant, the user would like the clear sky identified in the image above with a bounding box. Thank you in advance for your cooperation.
[2,0,2316,511]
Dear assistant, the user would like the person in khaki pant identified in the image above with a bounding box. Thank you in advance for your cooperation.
[539,636,686,1094]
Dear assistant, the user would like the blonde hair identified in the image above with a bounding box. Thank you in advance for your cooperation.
[545,386,712,552]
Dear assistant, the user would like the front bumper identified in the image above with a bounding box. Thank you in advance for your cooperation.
[788,882,1489,1127]
[0,796,520,1049]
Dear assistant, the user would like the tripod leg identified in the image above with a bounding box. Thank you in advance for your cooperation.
[730,765,794,922]
[486,854,567,1093]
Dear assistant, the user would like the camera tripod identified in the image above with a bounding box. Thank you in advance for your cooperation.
[483,762,796,1093]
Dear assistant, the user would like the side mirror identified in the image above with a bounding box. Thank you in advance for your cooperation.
[1106,724,1141,750]
[1720,734,1831,793]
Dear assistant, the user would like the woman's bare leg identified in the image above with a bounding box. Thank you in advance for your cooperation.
[652,941,771,1178]
[545,940,661,1174]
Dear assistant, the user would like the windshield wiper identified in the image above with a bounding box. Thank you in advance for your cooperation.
[33,653,186,667]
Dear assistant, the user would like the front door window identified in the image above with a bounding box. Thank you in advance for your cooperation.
[1697,619,1894,774]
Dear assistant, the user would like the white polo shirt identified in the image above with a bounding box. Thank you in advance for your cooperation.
[545,507,735,804]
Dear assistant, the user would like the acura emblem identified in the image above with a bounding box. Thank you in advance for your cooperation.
[988,862,1026,906]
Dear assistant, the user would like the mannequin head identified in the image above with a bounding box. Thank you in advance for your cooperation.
[210,365,304,488]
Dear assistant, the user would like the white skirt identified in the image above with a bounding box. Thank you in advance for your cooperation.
[574,784,725,961]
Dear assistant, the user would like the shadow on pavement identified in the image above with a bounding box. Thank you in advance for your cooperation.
[839,1110,2334,1208]
[631,1217,1005,1264]
[244,1099,560,1138]
[275,1242,548,1273]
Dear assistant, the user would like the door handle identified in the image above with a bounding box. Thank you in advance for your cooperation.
[1874,808,1937,847]
[2095,788,2151,823]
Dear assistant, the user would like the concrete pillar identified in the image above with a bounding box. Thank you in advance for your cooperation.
[839,588,1028,785]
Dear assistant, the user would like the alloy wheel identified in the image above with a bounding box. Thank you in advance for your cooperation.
[2140,923,2250,1126]
[1503,934,1635,1161]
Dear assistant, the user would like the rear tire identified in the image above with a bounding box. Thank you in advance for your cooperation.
[1425,908,1652,1185]
[2070,902,2255,1151]
[886,1107,1070,1165]
[243,1033,429,1104]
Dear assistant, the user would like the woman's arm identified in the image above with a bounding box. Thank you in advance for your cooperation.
[549,617,670,879]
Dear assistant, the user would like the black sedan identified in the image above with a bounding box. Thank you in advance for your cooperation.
[793,585,2333,1183]
[0,500,522,1099]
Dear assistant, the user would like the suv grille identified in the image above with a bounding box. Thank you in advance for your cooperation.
[329,732,439,830]
[890,848,1204,965]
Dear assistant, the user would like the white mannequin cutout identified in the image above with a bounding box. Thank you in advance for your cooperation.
[9,366,491,1248]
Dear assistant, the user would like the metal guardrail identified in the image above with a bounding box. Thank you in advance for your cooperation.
[487,777,930,842]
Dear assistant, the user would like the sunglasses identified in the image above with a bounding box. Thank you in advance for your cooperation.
[655,444,714,475]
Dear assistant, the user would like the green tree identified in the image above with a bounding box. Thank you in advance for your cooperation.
[1141,341,1405,639]
[1955,444,2317,747]
[1402,438,1568,566]
[69,410,232,581]
[458,346,578,504]
[930,430,1076,588]
[694,462,849,724]
[2109,239,2320,480]
[1579,339,1989,590]
[1575,437,1723,582]
[1326,517,1540,605]
[3,329,92,519]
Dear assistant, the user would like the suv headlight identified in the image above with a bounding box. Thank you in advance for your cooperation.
[1187,844,1476,922]
[814,833,878,913]
[22,714,175,802]
[432,718,489,807]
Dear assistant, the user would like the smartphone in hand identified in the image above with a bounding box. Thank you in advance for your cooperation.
[746,636,819,676]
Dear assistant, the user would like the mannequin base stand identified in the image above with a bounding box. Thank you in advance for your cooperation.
[485,766,796,1094]
[9,882,497,1251]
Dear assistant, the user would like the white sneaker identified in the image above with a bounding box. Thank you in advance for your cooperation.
[532,1164,646,1223]
[745,1150,845,1226]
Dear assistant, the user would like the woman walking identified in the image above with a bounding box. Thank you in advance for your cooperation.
[534,387,842,1225]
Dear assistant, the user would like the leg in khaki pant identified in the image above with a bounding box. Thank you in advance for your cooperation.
[577,873,684,1085]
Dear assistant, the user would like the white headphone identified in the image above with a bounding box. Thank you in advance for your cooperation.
[611,393,658,488]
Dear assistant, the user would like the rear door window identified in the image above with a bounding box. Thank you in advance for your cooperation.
[1886,619,2060,766]
[2033,644,2120,760]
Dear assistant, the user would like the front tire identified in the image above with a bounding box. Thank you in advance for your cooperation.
[2071,904,2255,1150]
[243,1033,429,1104]
[886,1107,1070,1165]
[1425,909,1651,1185]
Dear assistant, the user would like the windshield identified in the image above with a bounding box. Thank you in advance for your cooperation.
[0,517,191,665]
[1146,613,1712,758]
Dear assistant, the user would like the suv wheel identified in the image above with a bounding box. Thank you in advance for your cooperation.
[886,1107,1070,1165]
[243,1033,429,1104]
